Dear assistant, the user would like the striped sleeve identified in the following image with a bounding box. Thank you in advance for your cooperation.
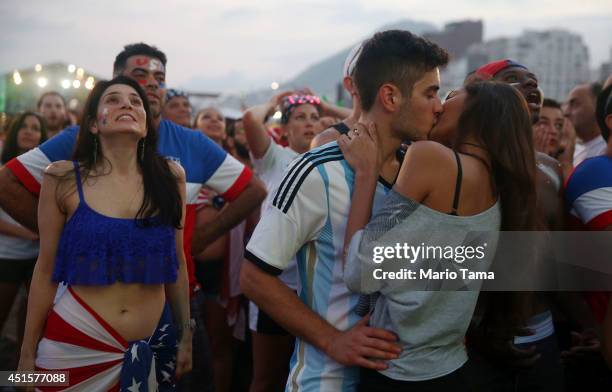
[6,126,78,195]
[565,157,612,230]
[205,154,252,202]
[571,188,612,229]
[245,146,342,274]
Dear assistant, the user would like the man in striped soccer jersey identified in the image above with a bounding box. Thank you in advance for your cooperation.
[0,43,266,391]
[241,30,449,392]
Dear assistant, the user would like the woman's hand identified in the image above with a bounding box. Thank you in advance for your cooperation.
[338,122,380,176]
[175,332,193,379]
[268,91,295,110]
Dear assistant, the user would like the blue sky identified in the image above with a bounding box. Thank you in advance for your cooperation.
[1,0,610,93]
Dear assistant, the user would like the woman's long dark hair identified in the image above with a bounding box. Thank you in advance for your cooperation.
[73,76,182,228]
[1,112,47,164]
[453,82,537,231]
[457,82,539,354]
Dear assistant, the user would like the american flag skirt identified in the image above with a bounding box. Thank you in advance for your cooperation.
[35,287,178,391]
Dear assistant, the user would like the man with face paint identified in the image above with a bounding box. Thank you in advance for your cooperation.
[0,43,267,391]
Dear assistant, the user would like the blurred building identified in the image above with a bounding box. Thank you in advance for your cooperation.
[0,62,102,114]
[467,29,590,100]
[425,20,483,60]
[424,20,483,97]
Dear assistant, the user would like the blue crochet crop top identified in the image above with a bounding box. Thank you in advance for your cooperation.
[52,161,178,285]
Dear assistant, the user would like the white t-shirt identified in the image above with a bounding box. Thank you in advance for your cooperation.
[0,208,39,260]
[251,141,299,290]
[573,135,606,167]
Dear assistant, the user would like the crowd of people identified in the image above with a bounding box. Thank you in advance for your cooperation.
[0,29,610,392]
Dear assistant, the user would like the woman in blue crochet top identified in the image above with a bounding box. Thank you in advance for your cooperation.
[19,76,192,391]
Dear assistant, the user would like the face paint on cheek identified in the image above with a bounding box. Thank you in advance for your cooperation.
[136,78,147,87]
[101,108,109,126]
[159,82,166,89]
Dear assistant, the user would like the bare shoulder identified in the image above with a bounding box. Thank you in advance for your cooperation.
[311,127,341,148]
[167,159,186,182]
[404,140,453,168]
[44,160,74,177]
[397,141,452,185]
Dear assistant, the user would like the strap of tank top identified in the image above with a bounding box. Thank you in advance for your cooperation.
[449,150,463,216]
[72,161,84,202]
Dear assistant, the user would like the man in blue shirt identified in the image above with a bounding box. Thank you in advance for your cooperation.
[0,42,266,390]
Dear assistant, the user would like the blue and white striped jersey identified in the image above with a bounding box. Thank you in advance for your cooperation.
[246,142,392,392]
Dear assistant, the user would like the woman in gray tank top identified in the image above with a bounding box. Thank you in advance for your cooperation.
[339,82,538,391]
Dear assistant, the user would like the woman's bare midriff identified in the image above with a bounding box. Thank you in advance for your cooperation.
[72,283,166,342]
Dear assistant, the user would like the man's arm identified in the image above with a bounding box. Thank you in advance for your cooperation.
[240,162,400,369]
[240,260,399,369]
[243,91,295,159]
[0,126,79,232]
[0,167,39,232]
[191,175,266,255]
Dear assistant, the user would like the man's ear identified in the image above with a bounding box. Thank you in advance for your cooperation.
[343,76,353,94]
[379,83,401,113]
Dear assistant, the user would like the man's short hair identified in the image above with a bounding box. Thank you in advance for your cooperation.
[542,98,561,110]
[37,91,66,110]
[113,43,167,75]
[354,30,449,111]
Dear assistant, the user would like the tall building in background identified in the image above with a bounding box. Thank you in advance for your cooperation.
[424,20,483,97]
[424,20,483,60]
[467,29,590,100]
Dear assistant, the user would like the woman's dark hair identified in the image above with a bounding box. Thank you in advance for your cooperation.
[73,76,181,228]
[1,111,47,164]
[453,82,537,231]
[457,83,539,356]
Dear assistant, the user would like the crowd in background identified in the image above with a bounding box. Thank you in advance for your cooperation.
[0,30,610,392]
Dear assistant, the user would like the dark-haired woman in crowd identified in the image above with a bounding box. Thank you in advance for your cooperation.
[0,112,47,366]
[341,82,537,391]
[18,76,191,390]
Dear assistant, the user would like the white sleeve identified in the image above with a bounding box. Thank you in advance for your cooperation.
[245,165,327,274]
[251,141,282,177]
